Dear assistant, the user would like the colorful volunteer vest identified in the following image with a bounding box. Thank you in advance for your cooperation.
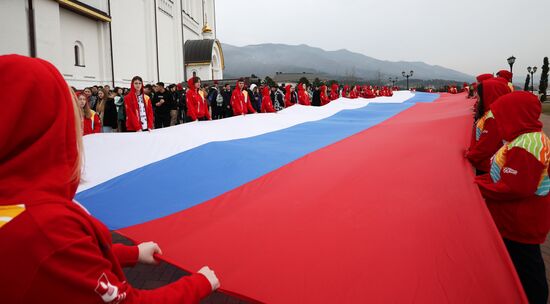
[490,132,550,196]
[0,204,25,228]
[475,110,494,141]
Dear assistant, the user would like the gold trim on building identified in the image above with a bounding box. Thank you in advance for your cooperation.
[57,0,112,22]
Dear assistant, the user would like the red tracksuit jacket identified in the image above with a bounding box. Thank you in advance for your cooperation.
[83,111,102,135]
[0,54,212,304]
[260,87,276,113]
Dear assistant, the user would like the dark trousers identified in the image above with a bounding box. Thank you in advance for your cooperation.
[155,112,171,129]
[504,238,548,304]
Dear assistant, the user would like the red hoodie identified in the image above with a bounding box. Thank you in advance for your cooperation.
[260,86,276,113]
[0,55,212,303]
[466,79,511,171]
[476,92,550,244]
[349,86,359,99]
[320,85,330,105]
[186,77,211,121]
[231,81,256,115]
[476,73,494,83]
[342,85,350,98]
[77,93,102,135]
[329,84,339,101]
[297,83,311,106]
[125,79,154,131]
[284,84,294,107]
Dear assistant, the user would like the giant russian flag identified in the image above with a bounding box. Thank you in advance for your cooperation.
[76,92,527,303]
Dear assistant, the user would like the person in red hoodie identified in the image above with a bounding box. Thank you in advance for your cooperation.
[77,92,102,135]
[186,76,211,121]
[342,85,350,98]
[260,86,276,113]
[0,55,219,304]
[320,85,330,105]
[284,84,298,107]
[297,83,311,106]
[231,78,256,115]
[349,86,359,99]
[125,76,154,131]
[466,79,511,173]
[476,91,550,304]
[497,70,515,92]
[329,83,339,101]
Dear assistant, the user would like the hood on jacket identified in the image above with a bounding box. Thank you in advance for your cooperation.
[491,91,542,142]
[0,55,80,205]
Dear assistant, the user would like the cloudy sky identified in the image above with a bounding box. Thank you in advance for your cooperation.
[216,0,549,83]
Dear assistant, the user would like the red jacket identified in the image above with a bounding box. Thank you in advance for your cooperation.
[260,87,276,113]
[0,54,213,304]
[297,84,311,106]
[320,85,330,105]
[83,110,102,135]
[467,79,511,171]
[186,77,211,120]
[349,86,359,99]
[329,84,339,101]
[476,92,550,244]
[231,82,256,115]
[125,86,154,131]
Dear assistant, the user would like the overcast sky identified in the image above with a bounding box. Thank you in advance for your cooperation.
[216,0,549,83]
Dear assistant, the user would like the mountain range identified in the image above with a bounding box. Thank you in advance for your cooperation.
[221,43,473,83]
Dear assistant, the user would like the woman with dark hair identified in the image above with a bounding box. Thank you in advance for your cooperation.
[124,76,154,131]
[466,79,511,174]
[186,76,211,121]
[97,89,118,133]
[0,55,219,303]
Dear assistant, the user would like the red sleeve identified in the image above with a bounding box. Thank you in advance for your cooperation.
[230,91,239,116]
[246,96,256,114]
[111,244,139,268]
[476,147,544,201]
[205,101,211,120]
[124,99,140,131]
[466,119,502,170]
[186,93,197,121]
[30,236,212,304]
[94,115,102,133]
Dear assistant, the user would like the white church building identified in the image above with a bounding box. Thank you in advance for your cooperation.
[0,0,224,88]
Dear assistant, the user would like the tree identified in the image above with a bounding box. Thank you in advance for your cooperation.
[539,57,549,102]
[298,77,311,88]
[264,76,277,87]
[524,74,531,91]
[312,77,323,88]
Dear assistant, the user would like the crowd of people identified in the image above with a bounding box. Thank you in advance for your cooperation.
[465,69,550,304]
[3,52,550,304]
[75,76,402,135]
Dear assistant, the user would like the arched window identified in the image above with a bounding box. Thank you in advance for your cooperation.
[74,41,85,67]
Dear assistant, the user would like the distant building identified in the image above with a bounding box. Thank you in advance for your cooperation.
[272,72,328,86]
[0,0,224,88]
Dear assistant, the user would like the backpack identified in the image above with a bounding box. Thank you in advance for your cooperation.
[216,91,224,106]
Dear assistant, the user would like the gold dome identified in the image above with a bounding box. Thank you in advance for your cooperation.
[202,23,212,33]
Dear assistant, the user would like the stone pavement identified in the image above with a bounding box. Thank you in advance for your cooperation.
[115,112,550,303]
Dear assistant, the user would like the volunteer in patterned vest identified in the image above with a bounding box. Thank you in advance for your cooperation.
[476,91,550,304]
[465,79,511,173]
[186,76,211,121]
[77,92,102,135]
[0,54,219,304]
[497,69,515,92]
[125,76,154,131]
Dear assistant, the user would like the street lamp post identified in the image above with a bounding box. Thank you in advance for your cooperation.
[389,77,398,87]
[527,66,537,93]
[402,70,413,90]
[507,56,516,82]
